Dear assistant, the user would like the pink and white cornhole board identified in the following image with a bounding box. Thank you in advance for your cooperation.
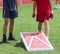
[20,32,54,52]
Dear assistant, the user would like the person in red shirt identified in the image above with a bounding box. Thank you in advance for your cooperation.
[32,0,53,39]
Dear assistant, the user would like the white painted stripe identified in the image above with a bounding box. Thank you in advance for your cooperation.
[29,36,34,48]
[42,32,54,49]
[20,33,29,50]
[34,36,50,47]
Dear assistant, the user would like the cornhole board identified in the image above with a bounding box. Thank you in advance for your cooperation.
[20,32,54,52]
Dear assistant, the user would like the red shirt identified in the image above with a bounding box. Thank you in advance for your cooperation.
[32,0,51,13]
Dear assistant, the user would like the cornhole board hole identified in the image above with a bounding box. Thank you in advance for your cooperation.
[20,32,54,52]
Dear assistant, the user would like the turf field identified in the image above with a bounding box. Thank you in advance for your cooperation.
[0,5,60,54]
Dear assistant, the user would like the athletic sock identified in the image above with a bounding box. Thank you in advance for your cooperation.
[9,33,13,37]
[9,33,12,36]
[3,34,6,39]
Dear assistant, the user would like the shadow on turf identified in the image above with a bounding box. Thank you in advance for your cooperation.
[0,41,10,44]
[0,42,3,44]
[15,41,26,50]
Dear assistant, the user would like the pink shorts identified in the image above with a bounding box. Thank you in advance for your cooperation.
[36,10,51,23]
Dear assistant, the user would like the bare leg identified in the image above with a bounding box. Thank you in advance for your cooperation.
[8,18,16,41]
[38,22,42,32]
[3,18,9,34]
[44,20,49,37]
[54,0,59,9]
[59,0,60,4]
[9,19,14,33]
[3,18,9,43]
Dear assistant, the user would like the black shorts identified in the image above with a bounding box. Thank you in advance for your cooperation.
[3,10,18,19]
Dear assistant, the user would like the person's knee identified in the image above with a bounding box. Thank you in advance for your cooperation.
[10,19,14,23]
[44,20,49,23]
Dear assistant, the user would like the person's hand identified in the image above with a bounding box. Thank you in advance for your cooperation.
[32,13,35,18]
[50,10,54,18]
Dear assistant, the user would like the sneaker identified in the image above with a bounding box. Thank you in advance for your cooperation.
[2,38,10,43]
[8,35,17,41]
[57,4,60,9]
[53,5,59,9]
